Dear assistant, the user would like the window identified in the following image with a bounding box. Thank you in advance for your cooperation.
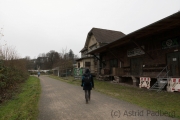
[110,59,118,67]
[89,43,97,51]
[78,62,80,68]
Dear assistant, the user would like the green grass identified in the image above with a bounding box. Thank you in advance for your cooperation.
[0,76,41,120]
[50,75,180,119]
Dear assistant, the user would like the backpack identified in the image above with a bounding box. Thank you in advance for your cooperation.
[84,74,91,85]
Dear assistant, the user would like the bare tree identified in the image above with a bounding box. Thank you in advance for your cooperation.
[74,54,79,59]
[45,50,60,68]
[0,28,4,41]
[57,47,74,76]
[25,56,31,60]
[0,28,5,60]
[2,45,20,60]
[38,53,47,57]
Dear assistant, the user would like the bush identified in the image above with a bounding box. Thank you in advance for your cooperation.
[0,59,29,103]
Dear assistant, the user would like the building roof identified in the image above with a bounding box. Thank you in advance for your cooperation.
[80,28,125,52]
[88,28,125,43]
[88,11,180,54]
[80,47,88,52]
[76,56,94,61]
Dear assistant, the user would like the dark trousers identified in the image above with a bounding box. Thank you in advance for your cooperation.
[84,90,91,101]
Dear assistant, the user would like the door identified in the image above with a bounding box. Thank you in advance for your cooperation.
[131,57,142,76]
[110,59,118,74]
[167,52,180,77]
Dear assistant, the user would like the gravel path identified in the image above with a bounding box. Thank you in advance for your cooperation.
[38,75,178,120]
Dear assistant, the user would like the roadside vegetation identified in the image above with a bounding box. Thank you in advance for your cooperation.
[0,41,30,103]
[0,59,29,103]
[0,43,40,120]
[0,30,41,120]
[50,75,180,119]
[0,76,40,120]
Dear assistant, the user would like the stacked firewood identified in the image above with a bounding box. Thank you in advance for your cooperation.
[112,76,120,83]
[97,75,103,80]
[97,75,110,81]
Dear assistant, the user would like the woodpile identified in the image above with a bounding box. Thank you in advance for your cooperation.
[112,76,120,83]
[112,68,124,76]
[97,75,110,81]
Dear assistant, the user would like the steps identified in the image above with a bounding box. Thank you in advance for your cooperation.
[149,78,170,92]
[149,65,170,92]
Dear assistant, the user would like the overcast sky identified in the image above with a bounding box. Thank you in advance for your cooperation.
[0,0,180,59]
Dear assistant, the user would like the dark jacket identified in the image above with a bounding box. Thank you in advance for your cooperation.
[81,70,94,90]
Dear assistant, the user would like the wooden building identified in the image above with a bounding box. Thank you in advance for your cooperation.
[88,12,180,88]
[76,28,125,75]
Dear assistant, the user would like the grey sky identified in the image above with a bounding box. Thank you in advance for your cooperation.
[0,0,180,59]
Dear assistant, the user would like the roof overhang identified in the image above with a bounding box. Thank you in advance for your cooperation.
[80,47,88,52]
[88,11,180,55]
[76,56,94,61]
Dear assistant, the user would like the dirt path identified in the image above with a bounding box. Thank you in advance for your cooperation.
[38,75,178,120]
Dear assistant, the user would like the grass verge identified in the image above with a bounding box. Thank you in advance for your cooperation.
[0,76,41,120]
[50,75,180,119]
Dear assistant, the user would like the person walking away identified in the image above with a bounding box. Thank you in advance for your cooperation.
[38,72,40,77]
[81,69,94,104]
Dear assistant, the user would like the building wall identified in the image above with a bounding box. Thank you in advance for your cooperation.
[77,57,96,74]
[88,35,101,51]
[79,60,84,68]
[100,28,180,77]
[81,50,87,58]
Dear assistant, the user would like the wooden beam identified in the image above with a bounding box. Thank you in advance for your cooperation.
[136,21,180,39]
[130,39,154,60]
[109,39,130,48]
[107,49,124,63]
[93,54,106,66]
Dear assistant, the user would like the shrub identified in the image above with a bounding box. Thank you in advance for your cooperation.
[0,59,29,103]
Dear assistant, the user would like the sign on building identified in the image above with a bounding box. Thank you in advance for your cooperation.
[127,46,145,57]
[161,37,180,49]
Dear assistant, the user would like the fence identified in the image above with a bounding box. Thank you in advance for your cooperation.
[74,68,85,79]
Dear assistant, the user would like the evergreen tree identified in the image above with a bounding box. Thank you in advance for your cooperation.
[68,49,74,60]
